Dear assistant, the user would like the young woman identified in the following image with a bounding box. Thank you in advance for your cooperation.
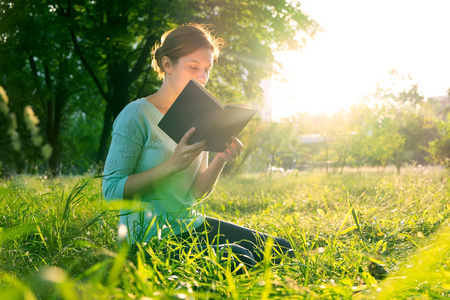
[103,24,293,267]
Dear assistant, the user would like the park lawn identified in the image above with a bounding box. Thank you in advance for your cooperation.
[0,167,449,299]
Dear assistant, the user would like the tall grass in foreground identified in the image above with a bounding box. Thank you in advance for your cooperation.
[0,167,449,299]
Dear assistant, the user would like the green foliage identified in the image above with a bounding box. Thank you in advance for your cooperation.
[0,87,52,176]
[225,118,302,175]
[0,0,320,173]
[428,112,450,169]
[60,109,104,174]
[189,0,320,104]
[372,70,435,173]
[0,1,100,175]
[1,168,449,298]
[248,70,444,175]
[0,2,446,178]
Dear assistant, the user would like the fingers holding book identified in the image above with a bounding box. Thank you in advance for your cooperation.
[218,136,243,162]
[170,127,206,171]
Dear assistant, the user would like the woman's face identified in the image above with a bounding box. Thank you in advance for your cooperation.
[165,47,214,94]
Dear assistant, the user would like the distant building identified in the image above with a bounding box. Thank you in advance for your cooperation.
[299,132,357,144]
[299,134,325,144]
[428,95,449,103]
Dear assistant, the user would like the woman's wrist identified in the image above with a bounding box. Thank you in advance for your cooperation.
[214,153,228,165]
[163,158,184,176]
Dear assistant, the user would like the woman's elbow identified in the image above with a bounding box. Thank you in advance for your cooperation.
[102,177,126,201]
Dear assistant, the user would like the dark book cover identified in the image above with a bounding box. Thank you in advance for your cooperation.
[158,79,257,152]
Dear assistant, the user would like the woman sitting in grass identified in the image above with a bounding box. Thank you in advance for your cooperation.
[102,23,293,269]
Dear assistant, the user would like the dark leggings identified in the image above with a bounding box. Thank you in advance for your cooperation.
[179,216,294,267]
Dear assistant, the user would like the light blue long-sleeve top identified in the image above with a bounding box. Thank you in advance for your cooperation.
[102,98,207,243]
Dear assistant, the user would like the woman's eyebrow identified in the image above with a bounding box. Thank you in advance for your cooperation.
[188,59,212,69]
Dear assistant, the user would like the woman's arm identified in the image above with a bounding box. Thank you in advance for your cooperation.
[124,127,206,198]
[192,136,243,198]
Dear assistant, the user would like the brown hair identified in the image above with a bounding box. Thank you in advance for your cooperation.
[151,24,224,80]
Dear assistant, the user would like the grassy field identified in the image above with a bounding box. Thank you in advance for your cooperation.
[0,167,449,299]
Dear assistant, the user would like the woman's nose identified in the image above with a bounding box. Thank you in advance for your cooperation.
[196,70,208,86]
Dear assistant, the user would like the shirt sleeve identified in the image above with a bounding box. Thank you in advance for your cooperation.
[102,103,147,201]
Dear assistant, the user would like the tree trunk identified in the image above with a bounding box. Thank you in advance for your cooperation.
[46,96,57,177]
[97,61,131,164]
[227,142,258,176]
[44,65,59,177]
[110,62,131,119]
[97,102,113,164]
[44,62,71,177]
[47,105,62,177]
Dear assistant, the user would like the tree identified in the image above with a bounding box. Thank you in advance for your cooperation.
[0,0,96,176]
[428,112,450,169]
[56,0,170,163]
[374,70,435,173]
[237,120,298,174]
[0,86,51,176]
[63,0,319,163]
[1,0,319,174]
[289,111,352,174]
[347,103,373,171]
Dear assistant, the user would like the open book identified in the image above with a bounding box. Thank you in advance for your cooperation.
[158,79,257,152]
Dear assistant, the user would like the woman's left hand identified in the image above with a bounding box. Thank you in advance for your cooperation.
[218,136,243,162]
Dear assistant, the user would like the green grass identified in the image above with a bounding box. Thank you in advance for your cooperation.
[0,167,449,299]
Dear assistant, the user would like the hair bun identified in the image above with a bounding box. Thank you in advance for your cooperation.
[150,24,223,80]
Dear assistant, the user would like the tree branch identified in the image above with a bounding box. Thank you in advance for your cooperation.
[43,63,52,90]
[69,29,109,103]
[28,55,38,76]
[136,66,152,99]
[129,34,153,83]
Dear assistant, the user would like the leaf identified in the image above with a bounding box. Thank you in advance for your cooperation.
[337,225,358,236]
[368,257,386,266]
[0,224,37,245]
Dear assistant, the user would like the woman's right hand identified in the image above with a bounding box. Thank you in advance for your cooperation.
[124,128,205,199]
[169,127,206,172]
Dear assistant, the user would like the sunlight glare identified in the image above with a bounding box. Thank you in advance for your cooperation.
[269,0,450,120]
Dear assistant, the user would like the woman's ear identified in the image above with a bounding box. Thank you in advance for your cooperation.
[162,56,172,75]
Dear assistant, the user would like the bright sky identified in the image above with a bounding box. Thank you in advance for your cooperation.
[270,0,450,119]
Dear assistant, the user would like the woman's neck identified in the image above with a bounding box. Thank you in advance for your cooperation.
[145,81,177,114]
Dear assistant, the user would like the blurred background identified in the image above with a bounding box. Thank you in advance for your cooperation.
[1,0,449,177]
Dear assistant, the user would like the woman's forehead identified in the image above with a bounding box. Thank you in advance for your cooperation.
[181,48,213,65]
